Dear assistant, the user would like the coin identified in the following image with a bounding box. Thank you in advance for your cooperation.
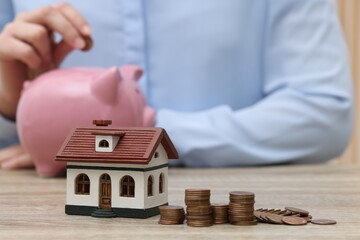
[185,189,213,227]
[185,189,211,194]
[158,205,185,225]
[282,216,308,225]
[159,205,183,210]
[81,36,93,51]
[187,205,212,214]
[211,204,229,224]
[230,220,258,226]
[265,213,285,224]
[229,191,255,197]
[311,219,337,225]
[285,207,309,217]
[228,191,256,226]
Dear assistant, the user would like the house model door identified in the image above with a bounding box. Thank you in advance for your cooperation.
[99,174,111,209]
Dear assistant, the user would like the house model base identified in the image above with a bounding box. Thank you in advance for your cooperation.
[56,120,178,219]
[65,202,166,218]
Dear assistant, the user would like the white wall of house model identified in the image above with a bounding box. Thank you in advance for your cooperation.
[66,144,169,209]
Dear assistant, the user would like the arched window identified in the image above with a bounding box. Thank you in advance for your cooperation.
[75,173,90,195]
[99,140,109,148]
[147,176,154,196]
[120,175,135,197]
[159,173,164,194]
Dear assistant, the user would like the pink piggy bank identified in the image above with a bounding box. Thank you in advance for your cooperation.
[17,66,155,177]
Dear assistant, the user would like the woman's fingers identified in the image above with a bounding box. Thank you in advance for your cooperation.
[0,144,34,170]
[1,152,34,170]
[0,34,42,69]
[0,3,92,68]
[54,2,92,36]
[17,6,86,50]
[3,22,51,67]
[0,144,25,162]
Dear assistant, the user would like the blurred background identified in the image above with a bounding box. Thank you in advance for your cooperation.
[337,0,360,164]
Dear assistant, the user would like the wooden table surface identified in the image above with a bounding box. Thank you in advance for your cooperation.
[0,164,359,240]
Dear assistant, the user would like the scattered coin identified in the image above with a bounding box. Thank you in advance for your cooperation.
[265,213,285,224]
[285,207,309,217]
[311,219,337,225]
[282,216,308,226]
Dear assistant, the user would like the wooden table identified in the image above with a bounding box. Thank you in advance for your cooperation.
[0,164,359,239]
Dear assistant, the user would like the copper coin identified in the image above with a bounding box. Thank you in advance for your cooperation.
[160,205,183,210]
[301,216,312,222]
[254,211,268,222]
[187,222,213,227]
[159,220,184,225]
[187,205,212,212]
[285,207,309,217]
[282,216,308,226]
[185,189,211,193]
[254,211,263,219]
[212,203,228,207]
[214,220,228,224]
[81,36,93,51]
[311,219,337,225]
[265,213,284,224]
[187,215,212,220]
[229,216,256,222]
[229,191,255,197]
[230,220,258,226]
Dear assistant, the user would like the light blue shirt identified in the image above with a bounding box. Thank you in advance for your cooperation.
[0,0,353,166]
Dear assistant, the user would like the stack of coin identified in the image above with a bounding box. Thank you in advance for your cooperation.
[185,189,211,206]
[228,191,257,226]
[158,205,186,225]
[211,203,229,224]
[185,189,213,227]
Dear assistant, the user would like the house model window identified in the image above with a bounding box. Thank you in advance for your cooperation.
[121,175,135,197]
[99,140,109,148]
[75,173,90,195]
[92,131,125,152]
[159,173,164,194]
[147,176,153,196]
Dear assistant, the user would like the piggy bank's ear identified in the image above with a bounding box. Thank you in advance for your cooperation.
[90,67,121,104]
[119,65,143,81]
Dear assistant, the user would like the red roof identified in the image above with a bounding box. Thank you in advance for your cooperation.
[56,127,178,164]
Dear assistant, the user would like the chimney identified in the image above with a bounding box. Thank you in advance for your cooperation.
[93,120,112,127]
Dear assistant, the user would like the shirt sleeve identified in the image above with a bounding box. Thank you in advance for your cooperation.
[0,0,18,148]
[0,0,14,29]
[156,0,353,167]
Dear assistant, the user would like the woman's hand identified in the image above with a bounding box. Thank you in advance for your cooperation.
[0,3,92,119]
[0,144,33,170]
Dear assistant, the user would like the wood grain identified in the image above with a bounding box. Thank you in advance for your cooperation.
[0,164,359,239]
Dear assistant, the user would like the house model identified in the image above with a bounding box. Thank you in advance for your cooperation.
[56,120,178,218]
